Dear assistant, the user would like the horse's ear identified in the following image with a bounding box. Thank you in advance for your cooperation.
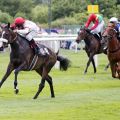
[7,23,10,28]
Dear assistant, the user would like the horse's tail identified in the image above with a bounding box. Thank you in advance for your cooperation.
[57,55,71,71]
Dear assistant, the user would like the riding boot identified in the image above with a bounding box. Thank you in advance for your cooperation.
[98,32,102,40]
[29,39,46,56]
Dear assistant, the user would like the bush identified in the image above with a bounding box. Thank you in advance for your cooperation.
[0,10,13,23]
[14,12,27,19]
[51,17,78,28]
[31,5,48,23]
[73,12,88,25]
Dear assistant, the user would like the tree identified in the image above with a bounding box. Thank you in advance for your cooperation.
[31,5,48,23]
[97,0,118,18]
[0,10,13,23]
[52,0,88,20]
[0,0,34,18]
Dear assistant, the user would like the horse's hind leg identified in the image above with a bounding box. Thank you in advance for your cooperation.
[0,62,14,88]
[33,68,46,99]
[33,77,45,99]
[35,69,55,98]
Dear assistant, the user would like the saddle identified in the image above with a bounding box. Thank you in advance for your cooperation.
[93,32,102,41]
[86,29,101,41]
[37,43,50,56]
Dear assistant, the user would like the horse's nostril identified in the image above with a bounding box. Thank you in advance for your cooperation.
[76,40,79,43]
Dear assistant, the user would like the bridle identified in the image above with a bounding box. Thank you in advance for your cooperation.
[103,26,120,53]
[0,28,18,44]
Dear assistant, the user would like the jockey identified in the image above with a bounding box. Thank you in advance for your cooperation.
[109,17,120,40]
[12,17,46,56]
[85,13,105,39]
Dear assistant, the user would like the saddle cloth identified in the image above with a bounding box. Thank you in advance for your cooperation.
[37,43,50,55]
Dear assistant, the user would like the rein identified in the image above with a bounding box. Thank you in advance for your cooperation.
[12,33,17,41]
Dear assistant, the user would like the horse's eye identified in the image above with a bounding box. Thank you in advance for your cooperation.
[5,32,9,35]
[103,35,109,38]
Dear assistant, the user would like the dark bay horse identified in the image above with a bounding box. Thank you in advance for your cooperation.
[0,23,70,99]
[102,22,120,78]
[76,28,107,74]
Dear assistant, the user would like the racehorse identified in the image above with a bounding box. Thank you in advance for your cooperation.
[0,23,70,99]
[76,27,108,74]
[102,22,120,78]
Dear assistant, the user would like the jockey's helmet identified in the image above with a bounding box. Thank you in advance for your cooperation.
[109,17,118,23]
[14,17,25,25]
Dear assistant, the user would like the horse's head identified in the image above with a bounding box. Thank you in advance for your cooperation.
[101,22,117,48]
[76,27,90,43]
[0,23,17,44]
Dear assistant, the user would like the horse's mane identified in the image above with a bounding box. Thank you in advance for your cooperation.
[83,28,95,40]
[85,28,91,34]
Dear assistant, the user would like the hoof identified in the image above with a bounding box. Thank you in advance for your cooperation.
[33,95,38,99]
[51,95,55,98]
[33,97,37,99]
[84,71,87,74]
[104,67,108,71]
[14,89,19,94]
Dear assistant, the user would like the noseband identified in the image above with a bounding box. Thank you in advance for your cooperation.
[1,28,18,43]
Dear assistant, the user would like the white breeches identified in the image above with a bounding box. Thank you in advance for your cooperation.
[91,20,105,33]
[20,31,38,41]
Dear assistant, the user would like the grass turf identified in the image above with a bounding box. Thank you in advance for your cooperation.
[0,49,120,120]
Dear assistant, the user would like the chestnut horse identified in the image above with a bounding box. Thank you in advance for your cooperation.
[0,23,70,99]
[102,22,120,78]
[76,28,108,74]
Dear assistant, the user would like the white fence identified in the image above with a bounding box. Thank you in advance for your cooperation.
[35,34,77,51]
[34,34,77,52]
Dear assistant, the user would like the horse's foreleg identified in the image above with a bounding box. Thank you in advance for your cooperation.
[14,62,26,94]
[91,57,97,73]
[46,75,55,98]
[104,63,110,71]
[110,63,117,78]
[0,63,14,88]
[14,70,19,94]
[84,54,93,74]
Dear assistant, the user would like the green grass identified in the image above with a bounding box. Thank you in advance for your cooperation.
[0,49,120,120]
